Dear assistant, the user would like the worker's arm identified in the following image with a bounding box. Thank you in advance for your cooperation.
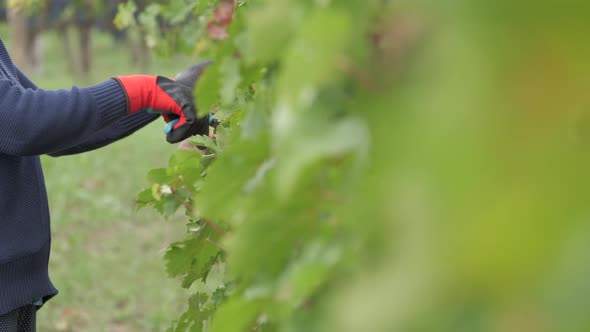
[0,78,129,156]
[48,111,159,157]
[13,66,158,156]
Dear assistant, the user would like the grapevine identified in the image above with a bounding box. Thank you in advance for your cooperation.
[127,1,590,331]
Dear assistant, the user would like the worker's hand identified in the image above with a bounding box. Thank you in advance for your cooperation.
[114,75,209,143]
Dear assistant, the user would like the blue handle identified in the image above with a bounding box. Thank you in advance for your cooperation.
[164,119,180,134]
[162,113,215,134]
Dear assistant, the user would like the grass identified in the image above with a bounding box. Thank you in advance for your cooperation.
[2,26,198,331]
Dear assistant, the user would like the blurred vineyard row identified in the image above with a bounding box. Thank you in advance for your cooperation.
[3,0,152,76]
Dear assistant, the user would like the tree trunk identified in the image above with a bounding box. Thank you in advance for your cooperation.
[56,25,80,77]
[7,6,30,72]
[79,24,92,75]
[131,37,151,71]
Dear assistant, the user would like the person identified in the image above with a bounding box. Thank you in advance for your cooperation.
[0,38,209,331]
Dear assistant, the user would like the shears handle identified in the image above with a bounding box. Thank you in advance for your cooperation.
[156,113,217,135]
[164,119,180,134]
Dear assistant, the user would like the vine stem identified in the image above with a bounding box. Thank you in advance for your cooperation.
[335,55,376,90]
[172,187,225,237]
[178,176,192,195]
[172,192,193,212]
[204,219,224,237]
[206,238,226,251]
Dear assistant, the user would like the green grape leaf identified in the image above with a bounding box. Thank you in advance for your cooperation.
[243,0,303,64]
[190,135,219,153]
[136,188,154,209]
[168,150,202,172]
[147,168,173,184]
[211,287,227,306]
[114,1,137,29]
[168,292,212,332]
[168,150,203,186]
[165,226,222,288]
[276,240,341,307]
[195,133,270,222]
[220,56,242,106]
[274,114,369,196]
[195,61,222,117]
[152,196,182,218]
[208,298,265,332]
[195,0,217,14]
[277,8,354,109]
[213,123,233,151]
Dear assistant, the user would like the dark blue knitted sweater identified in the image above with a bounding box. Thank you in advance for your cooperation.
[0,39,158,315]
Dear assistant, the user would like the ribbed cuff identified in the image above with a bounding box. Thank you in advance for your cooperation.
[0,240,58,316]
[114,111,160,132]
[86,79,128,128]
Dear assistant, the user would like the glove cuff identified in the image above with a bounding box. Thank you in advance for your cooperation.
[113,75,158,113]
[91,79,128,126]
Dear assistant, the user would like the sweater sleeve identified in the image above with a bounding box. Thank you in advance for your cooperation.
[48,111,160,157]
[0,78,128,156]
[12,66,160,157]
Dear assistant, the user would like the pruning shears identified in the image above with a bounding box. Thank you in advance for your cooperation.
[149,61,218,136]
[162,113,217,135]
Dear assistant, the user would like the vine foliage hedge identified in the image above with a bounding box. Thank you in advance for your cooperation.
[120,1,590,331]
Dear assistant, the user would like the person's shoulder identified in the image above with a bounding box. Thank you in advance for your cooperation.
[0,39,11,61]
[0,40,20,81]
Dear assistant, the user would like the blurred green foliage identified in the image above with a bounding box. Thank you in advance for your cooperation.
[132,0,590,331]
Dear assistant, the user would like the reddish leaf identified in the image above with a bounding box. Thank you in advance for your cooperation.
[207,22,229,40]
[214,0,235,26]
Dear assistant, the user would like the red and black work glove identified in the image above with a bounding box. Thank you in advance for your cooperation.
[114,75,209,143]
